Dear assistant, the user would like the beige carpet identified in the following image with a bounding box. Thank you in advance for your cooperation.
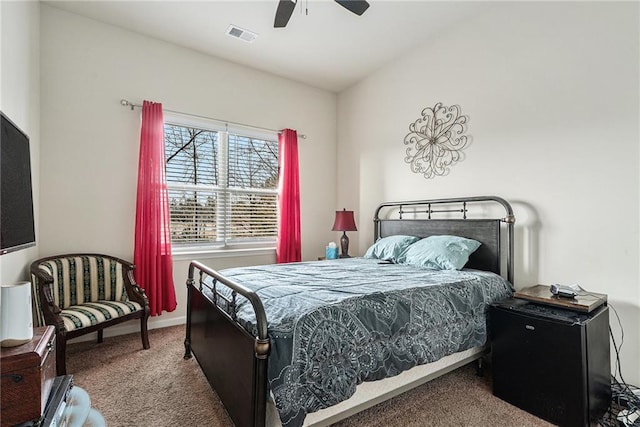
[67,325,553,427]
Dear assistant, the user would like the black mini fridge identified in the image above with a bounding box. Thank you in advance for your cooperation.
[490,299,611,427]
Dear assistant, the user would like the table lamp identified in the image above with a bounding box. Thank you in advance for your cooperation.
[331,209,357,258]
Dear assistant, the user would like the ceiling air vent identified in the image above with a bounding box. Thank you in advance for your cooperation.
[226,25,258,43]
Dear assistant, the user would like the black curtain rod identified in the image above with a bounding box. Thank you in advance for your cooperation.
[120,99,306,139]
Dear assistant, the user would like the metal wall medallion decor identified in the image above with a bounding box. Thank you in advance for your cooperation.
[404,102,470,179]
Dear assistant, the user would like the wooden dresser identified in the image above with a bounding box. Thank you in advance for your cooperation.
[1,326,56,427]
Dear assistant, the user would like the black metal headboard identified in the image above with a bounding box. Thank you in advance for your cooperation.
[373,196,515,284]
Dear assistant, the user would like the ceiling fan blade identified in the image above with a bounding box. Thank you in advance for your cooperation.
[335,0,370,16]
[274,0,297,28]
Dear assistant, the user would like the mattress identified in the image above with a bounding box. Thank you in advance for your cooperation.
[207,258,513,427]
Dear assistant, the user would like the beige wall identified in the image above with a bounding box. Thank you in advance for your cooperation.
[0,1,40,284]
[337,2,640,384]
[39,5,337,331]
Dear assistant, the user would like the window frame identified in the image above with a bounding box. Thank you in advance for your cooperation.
[163,113,279,256]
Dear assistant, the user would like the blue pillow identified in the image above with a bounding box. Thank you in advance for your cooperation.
[399,235,481,270]
[363,235,420,261]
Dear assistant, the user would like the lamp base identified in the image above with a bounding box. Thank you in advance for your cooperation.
[340,232,350,258]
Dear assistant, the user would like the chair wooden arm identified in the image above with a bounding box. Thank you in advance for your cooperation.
[122,264,149,308]
[30,264,66,332]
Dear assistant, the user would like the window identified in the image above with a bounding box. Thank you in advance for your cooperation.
[164,116,279,251]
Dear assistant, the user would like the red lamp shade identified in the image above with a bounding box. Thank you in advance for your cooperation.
[332,209,357,232]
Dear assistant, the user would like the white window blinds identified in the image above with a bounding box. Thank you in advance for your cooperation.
[164,119,278,249]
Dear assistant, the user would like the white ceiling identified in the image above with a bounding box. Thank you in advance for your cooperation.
[44,0,490,92]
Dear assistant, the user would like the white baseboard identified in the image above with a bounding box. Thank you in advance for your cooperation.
[66,315,187,344]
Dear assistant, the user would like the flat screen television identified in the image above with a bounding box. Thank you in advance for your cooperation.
[1,111,36,255]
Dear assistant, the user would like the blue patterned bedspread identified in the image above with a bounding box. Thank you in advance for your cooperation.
[207,258,513,427]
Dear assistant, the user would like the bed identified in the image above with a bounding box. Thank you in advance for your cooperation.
[183,196,516,427]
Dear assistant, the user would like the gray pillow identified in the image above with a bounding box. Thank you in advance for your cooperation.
[399,235,481,270]
[363,235,420,261]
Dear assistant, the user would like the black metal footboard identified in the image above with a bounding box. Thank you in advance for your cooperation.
[184,261,270,427]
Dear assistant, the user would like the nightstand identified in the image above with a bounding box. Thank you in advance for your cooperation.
[489,297,611,427]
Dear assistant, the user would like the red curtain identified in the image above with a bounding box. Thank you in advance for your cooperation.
[134,101,177,316]
[276,129,301,263]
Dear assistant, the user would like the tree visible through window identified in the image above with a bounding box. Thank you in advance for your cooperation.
[164,120,278,249]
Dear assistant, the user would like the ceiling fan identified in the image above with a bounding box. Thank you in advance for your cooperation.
[274,0,370,28]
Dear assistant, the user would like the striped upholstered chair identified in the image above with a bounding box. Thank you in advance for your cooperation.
[30,254,150,375]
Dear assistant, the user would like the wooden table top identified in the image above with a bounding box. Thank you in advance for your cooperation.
[514,284,607,313]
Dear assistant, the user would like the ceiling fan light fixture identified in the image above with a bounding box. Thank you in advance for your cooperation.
[273,0,369,28]
[226,25,258,43]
